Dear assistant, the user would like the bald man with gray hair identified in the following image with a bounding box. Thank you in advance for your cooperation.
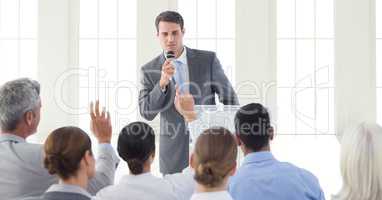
[0,78,119,199]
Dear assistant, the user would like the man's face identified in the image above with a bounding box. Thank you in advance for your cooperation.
[157,21,184,56]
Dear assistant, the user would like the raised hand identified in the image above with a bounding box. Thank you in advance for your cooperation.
[174,86,197,122]
[90,100,112,143]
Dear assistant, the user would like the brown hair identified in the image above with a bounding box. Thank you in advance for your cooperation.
[193,127,237,188]
[155,11,184,32]
[43,126,92,180]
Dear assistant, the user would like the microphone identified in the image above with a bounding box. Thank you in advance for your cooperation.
[165,51,176,82]
[165,50,175,60]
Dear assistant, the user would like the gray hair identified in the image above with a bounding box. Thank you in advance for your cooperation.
[0,78,41,131]
[333,122,382,200]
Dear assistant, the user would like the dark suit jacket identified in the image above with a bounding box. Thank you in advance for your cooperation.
[139,47,239,174]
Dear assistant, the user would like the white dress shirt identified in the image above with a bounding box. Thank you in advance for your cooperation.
[0,133,119,199]
[95,168,195,200]
[190,191,234,200]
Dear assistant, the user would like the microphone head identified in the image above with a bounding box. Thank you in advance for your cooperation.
[165,51,175,60]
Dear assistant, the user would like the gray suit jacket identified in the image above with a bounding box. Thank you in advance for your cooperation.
[139,47,239,174]
[0,134,119,200]
[23,192,91,200]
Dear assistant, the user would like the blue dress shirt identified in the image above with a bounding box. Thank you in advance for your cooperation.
[229,151,325,200]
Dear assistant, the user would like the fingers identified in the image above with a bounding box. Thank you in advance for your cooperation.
[175,85,181,97]
[162,61,175,76]
[95,100,100,117]
[107,111,111,123]
[163,67,175,77]
[101,106,106,118]
[163,59,171,65]
[90,100,110,120]
[90,102,95,120]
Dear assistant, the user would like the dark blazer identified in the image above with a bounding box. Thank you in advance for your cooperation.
[139,47,239,174]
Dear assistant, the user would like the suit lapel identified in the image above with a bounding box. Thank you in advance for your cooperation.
[186,47,199,97]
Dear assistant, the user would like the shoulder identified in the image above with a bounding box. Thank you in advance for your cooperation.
[278,161,322,188]
[95,184,121,199]
[10,142,44,163]
[141,54,164,71]
[187,47,216,59]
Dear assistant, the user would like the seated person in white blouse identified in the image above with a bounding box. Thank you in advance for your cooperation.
[190,127,237,200]
[95,121,195,200]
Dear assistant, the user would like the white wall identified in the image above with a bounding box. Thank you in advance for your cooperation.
[236,0,277,124]
[335,0,376,139]
[37,0,79,142]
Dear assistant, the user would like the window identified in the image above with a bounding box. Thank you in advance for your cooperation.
[377,0,382,125]
[0,0,38,84]
[0,0,38,142]
[79,0,137,181]
[177,0,235,84]
[276,0,339,197]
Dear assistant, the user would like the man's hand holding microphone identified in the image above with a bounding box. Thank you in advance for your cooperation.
[160,51,196,122]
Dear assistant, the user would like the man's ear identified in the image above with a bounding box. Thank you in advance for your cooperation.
[268,126,274,141]
[24,111,34,126]
[182,28,186,34]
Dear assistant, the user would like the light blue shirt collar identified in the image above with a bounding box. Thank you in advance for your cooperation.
[0,133,26,143]
[242,151,275,165]
[47,183,92,198]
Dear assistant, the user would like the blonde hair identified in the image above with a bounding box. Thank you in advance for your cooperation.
[193,127,237,188]
[333,122,382,200]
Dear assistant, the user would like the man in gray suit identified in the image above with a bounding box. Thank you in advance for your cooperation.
[139,11,239,175]
[0,78,119,199]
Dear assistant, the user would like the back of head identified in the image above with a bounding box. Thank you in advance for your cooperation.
[155,10,184,32]
[44,126,92,180]
[118,121,155,175]
[193,127,237,188]
[234,103,271,152]
[0,78,40,132]
[334,122,382,200]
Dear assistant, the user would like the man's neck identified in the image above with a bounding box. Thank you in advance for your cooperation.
[175,46,185,58]
[243,146,271,156]
[0,129,28,139]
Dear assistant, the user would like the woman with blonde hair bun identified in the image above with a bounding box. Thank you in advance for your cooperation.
[333,122,382,200]
[190,127,237,200]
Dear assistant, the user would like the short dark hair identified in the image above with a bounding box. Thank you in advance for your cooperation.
[155,10,184,32]
[234,103,271,152]
[44,126,92,180]
[117,121,155,175]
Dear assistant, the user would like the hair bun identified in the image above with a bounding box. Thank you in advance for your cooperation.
[195,162,224,188]
[44,154,61,175]
[127,158,144,174]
